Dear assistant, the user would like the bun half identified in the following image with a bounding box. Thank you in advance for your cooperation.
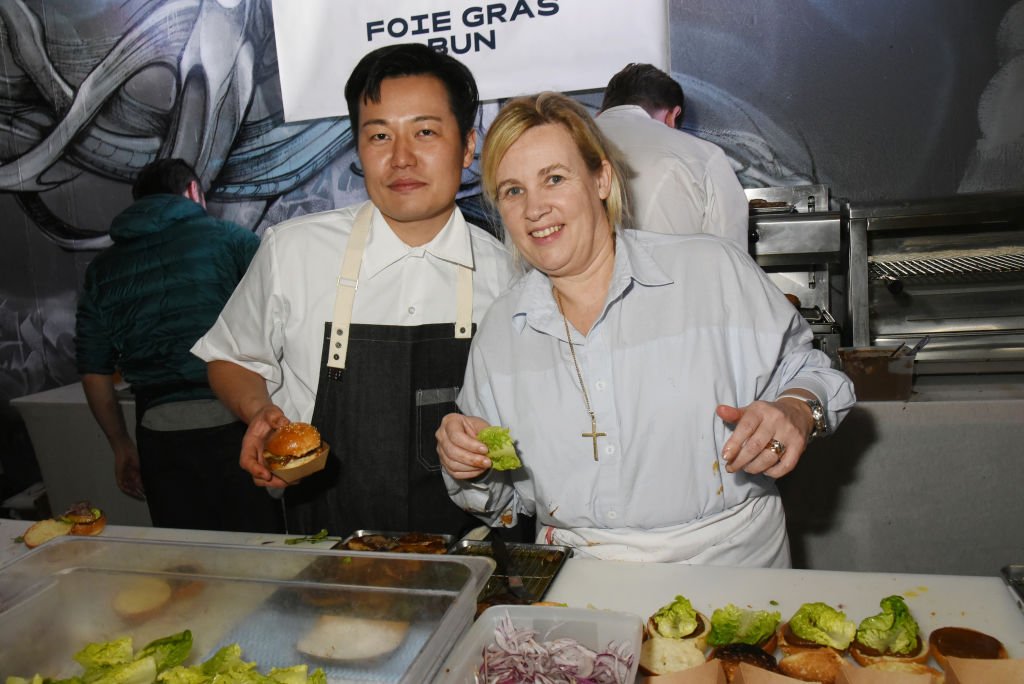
[928,626,1007,671]
[850,635,928,667]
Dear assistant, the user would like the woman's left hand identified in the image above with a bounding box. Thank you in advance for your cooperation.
[716,398,815,478]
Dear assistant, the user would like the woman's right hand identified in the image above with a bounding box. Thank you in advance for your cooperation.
[240,404,291,487]
[436,413,492,479]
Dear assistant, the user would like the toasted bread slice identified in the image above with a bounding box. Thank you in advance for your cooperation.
[779,648,845,683]
[22,518,73,548]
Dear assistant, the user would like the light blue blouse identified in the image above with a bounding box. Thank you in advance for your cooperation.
[447,230,855,543]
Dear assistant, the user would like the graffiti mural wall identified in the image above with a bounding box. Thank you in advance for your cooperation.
[0,0,1020,405]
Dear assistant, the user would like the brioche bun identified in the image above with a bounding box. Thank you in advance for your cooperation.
[296,614,409,661]
[113,577,173,623]
[709,643,780,683]
[22,518,74,548]
[779,648,845,684]
[263,422,329,482]
[928,626,1007,670]
[68,511,107,536]
[850,635,928,667]
[645,611,712,653]
[639,635,706,676]
[864,661,945,682]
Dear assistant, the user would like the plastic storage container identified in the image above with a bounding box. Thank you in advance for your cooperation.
[0,536,493,683]
[436,604,643,683]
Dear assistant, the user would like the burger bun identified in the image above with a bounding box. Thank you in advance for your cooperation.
[850,636,929,667]
[263,422,330,483]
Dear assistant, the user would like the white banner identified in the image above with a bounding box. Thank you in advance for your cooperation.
[271,0,668,122]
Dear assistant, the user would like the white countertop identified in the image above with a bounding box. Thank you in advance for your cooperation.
[3,518,1022,663]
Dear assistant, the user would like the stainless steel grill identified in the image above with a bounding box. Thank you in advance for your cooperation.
[847,192,1024,374]
[870,249,1024,279]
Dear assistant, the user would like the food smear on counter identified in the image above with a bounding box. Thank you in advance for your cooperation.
[477,613,635,683]
[5,629,327,684]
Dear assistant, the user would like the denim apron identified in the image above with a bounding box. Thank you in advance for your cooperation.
[284,203,480,537]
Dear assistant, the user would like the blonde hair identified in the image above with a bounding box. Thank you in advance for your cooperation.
[481,92,629,236]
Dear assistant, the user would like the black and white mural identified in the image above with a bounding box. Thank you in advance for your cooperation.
[0,0,1020,407]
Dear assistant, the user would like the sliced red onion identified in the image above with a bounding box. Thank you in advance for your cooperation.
[477,613,635,683]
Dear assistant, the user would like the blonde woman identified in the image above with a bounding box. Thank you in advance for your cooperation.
[436,93,854,567]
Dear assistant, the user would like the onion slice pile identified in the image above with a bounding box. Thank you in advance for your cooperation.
[477,613,635,683]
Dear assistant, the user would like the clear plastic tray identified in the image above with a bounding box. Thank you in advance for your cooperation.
[0,535,493,683]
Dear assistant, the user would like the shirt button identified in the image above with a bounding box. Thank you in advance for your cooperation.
[605,445,615,455]
[607,511,618,520]
[595,380,606,390]
[408,306,416,315]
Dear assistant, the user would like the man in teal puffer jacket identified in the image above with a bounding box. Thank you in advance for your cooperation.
[75,159,284,532]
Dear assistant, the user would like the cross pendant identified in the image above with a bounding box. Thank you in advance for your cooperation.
[581,415,607,461]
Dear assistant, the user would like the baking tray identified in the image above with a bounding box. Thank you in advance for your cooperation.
[449,540,571,610]
[333,530,454,554]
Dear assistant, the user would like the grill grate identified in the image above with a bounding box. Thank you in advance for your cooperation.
[870,250,1024,280]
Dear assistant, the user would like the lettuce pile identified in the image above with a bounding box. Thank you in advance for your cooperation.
[6,630,326,684]
[855,595,920,655]
[707,604,781,647]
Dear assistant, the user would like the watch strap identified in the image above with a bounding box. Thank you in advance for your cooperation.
[777,392,828,438]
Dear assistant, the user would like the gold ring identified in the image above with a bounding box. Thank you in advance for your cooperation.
[768,439,786,457]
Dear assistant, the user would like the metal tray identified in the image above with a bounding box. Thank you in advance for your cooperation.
[1001,564,1024,614]
[333,530,453,554]
[449,540,571,610]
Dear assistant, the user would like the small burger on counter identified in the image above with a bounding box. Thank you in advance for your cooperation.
[776,602,857,684]
[850,595,928,666]
[263,422,330,483]
[22,500,106,548]
[639,594,711,675]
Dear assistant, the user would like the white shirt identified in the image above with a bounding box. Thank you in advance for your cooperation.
[445,230,855,564]
[192,201,515,422]
[597,105,749,247]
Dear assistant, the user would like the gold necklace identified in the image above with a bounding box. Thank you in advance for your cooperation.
[555,291,606,461]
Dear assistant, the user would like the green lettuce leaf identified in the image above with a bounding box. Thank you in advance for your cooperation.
[707,604,781,647]
[788,602,857,649]
[86,657,157,684]
[138,631,192,672]
[74,637,134,671]
[855,595,920,655]
[477,426,522,471]
[650,595,699,638]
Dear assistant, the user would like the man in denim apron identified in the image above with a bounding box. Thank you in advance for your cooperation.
[193,45,517,537]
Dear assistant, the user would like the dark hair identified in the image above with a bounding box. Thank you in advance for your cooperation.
[132,158,200,199]
[600,63,685,121]
[344,43,479,143]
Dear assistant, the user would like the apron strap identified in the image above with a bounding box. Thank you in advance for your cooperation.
[326,202,476,368]
[455,263,473,339]
[327,202,373,370]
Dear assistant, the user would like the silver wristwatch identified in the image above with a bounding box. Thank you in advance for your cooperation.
[778,393,828,439]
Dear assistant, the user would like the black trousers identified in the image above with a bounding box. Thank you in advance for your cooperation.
[136,420,284,533]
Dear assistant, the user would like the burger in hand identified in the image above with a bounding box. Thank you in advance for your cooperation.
[263,422,330,483]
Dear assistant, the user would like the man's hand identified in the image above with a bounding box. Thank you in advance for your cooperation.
[113,438,145,500]
[717,396,814,478]
[436,413,492,480]
[239,404,292,487]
